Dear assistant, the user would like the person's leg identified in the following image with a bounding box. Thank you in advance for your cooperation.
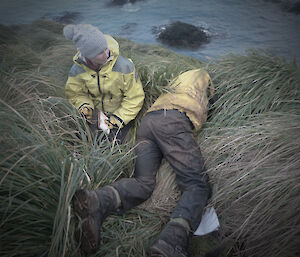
[151,131,209,256]
[149,110,211,257]
[111,114,163,212]
[73,113,163,253]
[156,110,211,231]
[167,134,210,231]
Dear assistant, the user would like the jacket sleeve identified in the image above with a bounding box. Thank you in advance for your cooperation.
[65,71,94,111]
[112,68,144,126]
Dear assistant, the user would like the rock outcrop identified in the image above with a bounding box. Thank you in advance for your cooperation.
[152,21,210,49]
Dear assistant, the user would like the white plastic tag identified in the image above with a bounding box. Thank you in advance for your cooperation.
[194,207,220,236]
[98,111,110,135]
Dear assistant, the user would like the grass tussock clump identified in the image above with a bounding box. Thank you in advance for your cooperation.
[0,20,300,257]
[0,68,140,256]
[197,51,300,257]
[200,113,300,257]
[206,51,300,127]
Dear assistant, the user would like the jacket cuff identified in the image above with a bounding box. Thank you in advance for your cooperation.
[78,103,93,111]
[110,114,124,128]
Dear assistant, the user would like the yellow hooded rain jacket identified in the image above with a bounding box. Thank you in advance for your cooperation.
[147,69,214,132]
[65,35,145,127]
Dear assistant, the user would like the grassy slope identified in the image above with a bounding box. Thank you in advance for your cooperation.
[0,20,299,257]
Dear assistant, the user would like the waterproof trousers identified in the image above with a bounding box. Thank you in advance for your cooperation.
[111,109,211,231]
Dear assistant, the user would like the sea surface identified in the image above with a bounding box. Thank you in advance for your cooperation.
[1,0,299,63]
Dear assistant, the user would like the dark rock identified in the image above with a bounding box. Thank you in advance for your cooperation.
[263,0,300,14]
[263,0,282,3]
[282,1,300,14]
[109,0,144,6]
[55,11,81,23]
[41,11,82,24]
[119,22,138,35]
[152,21,210,49]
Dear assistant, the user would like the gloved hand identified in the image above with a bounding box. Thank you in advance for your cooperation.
[79,105,93,123]
[105,116,122,129]
[105,117,119,129]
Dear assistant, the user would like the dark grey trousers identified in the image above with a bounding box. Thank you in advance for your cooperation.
[111,109,211,231]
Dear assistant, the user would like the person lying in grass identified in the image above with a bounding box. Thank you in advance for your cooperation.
[63,24,144,143]
[73,69,214,257]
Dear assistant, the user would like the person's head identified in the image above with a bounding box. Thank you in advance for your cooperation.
[63,24,108,64]
[89,48,110,66]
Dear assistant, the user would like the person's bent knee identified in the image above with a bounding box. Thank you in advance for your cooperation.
[135,176,156,199]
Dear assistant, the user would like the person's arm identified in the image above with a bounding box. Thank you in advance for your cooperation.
[65,70,95,122]
[110,67,145,127]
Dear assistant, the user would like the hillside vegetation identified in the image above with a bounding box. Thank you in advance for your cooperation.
[0,20,299,257]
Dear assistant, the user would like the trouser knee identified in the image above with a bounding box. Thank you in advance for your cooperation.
[136,176,156,198]
[111,176,156,212]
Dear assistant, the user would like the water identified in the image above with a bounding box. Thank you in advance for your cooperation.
[1,0,299,63]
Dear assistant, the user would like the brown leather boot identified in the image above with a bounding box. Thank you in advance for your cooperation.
[72,186,118,254]
[150,221,191,257]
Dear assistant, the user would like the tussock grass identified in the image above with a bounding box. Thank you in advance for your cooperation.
[199,112,300,257]
[0,20,299,257]
[0,68,138,256]
[195,51,300,257]
[206,50,300,127]
[0,44,41,71]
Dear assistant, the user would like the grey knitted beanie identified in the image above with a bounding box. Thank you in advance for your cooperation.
[63,24,108,59]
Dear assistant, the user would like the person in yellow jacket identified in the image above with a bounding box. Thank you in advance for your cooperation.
[63,24,145,142]
[72,69,214,256]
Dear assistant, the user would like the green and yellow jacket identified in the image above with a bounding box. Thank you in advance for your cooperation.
[147,69,214,132]
[65,35,145,127]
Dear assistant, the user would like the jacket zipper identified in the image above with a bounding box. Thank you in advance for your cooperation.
[77,58,106,112]
[97,71,105,112]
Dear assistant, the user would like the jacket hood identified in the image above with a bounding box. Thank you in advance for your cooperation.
[147,69,213,131]
[105,34,119,56]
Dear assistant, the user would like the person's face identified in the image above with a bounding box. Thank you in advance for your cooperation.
[91,48,109,66]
